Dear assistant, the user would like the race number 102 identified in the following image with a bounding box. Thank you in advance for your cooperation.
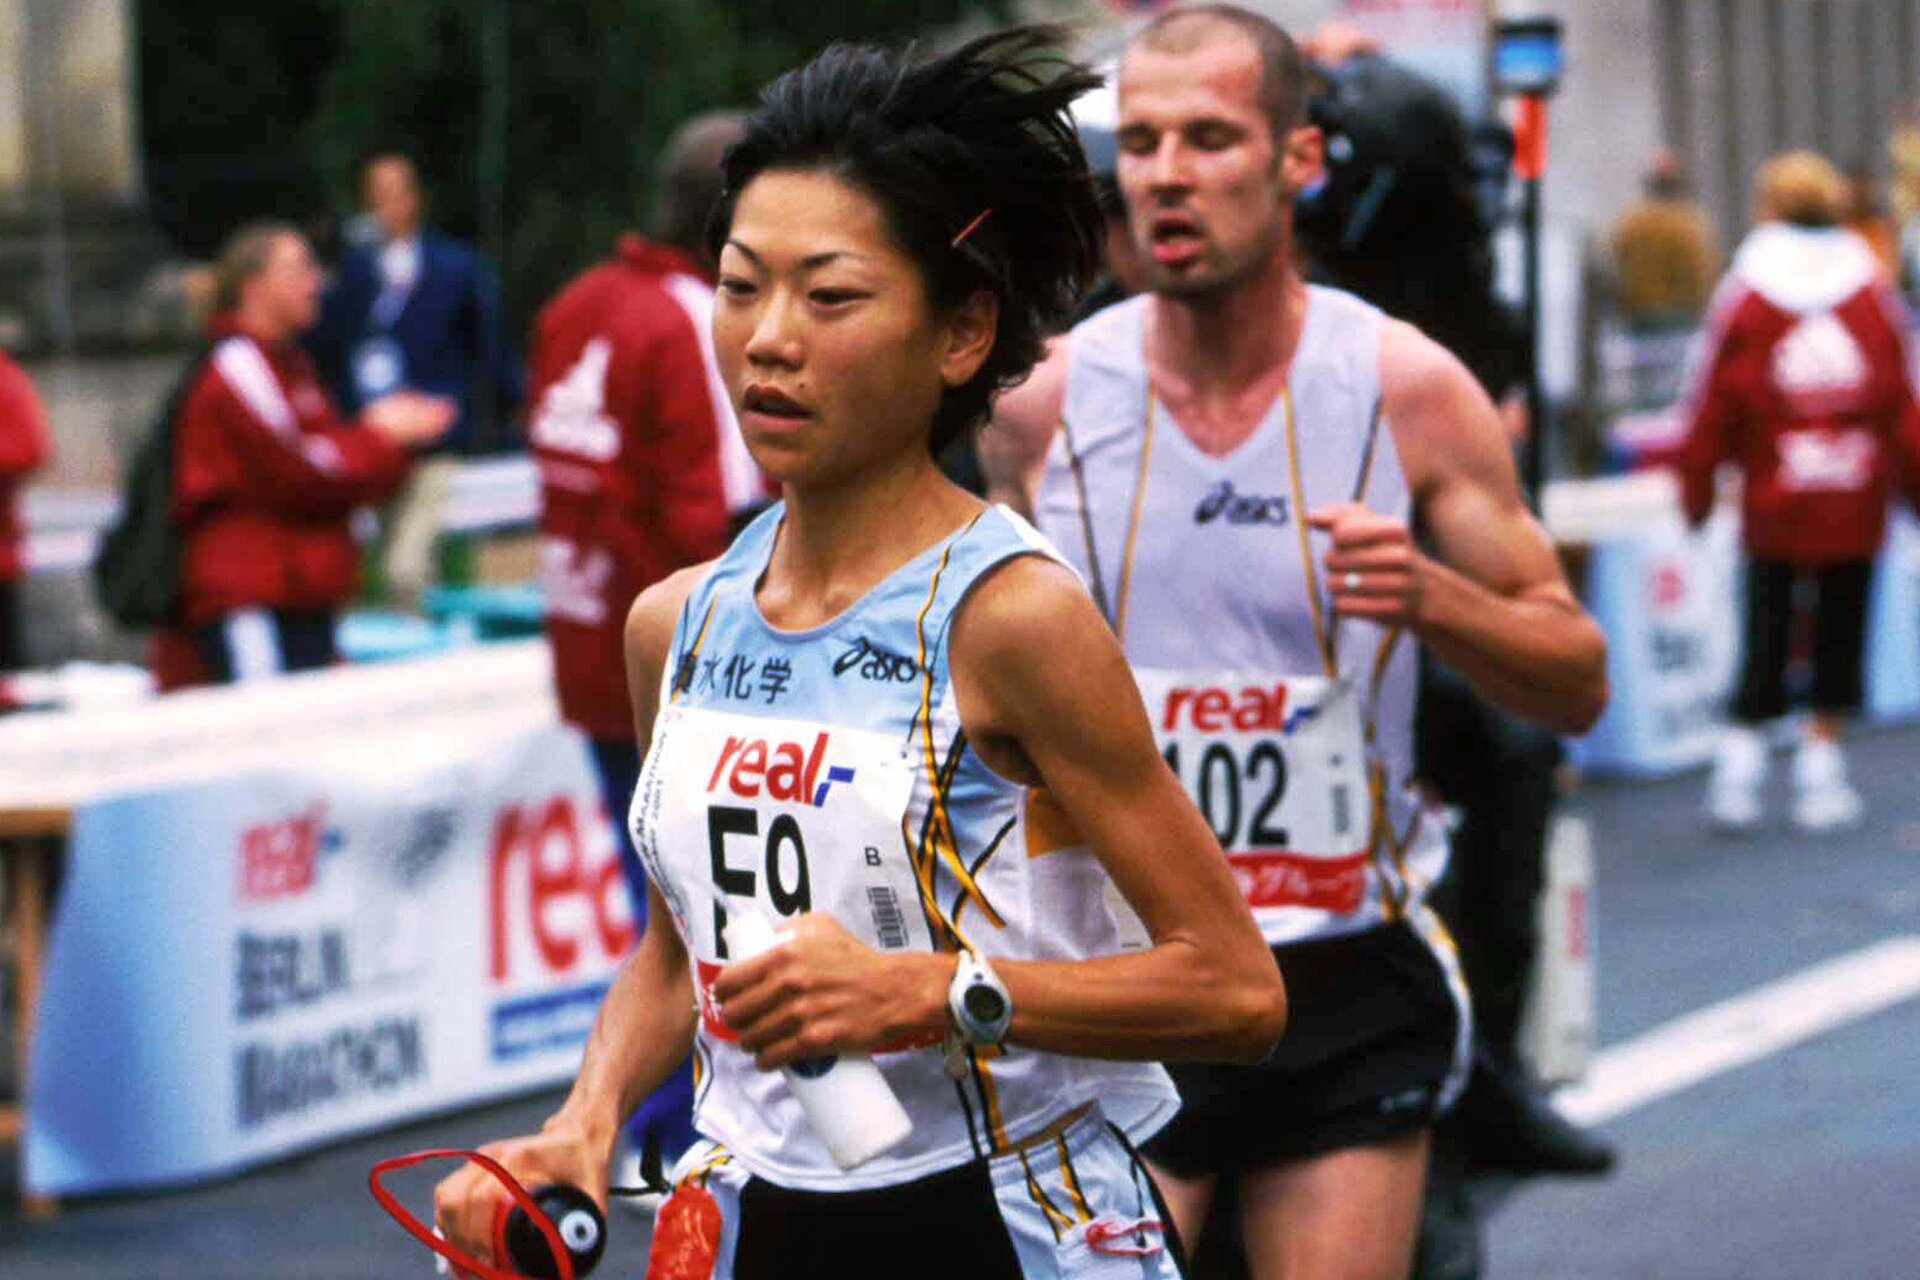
[1162,740,1290,853]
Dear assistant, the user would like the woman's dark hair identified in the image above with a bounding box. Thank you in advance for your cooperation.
[711,27,1104,455]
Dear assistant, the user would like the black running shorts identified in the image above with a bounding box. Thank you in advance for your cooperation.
[1142,920,1467,1176]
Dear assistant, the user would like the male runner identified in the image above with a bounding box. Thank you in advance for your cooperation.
[986,8,1607,1277]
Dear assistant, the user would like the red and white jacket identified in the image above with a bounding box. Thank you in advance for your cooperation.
[528,235,761,740]
[0,353,51,583]
[1675,223,1920,565]
[172,317,412,629]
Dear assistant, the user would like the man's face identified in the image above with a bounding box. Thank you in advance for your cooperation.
[364,157,422,241]
[249,234,324,336]
[1115,33,1318,300]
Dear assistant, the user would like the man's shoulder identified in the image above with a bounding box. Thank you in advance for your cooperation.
[1377,316,1470,408]
[995,333,1072,436]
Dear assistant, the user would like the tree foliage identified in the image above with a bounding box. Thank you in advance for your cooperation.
[135,0,337,257]
[137,0,1009,330]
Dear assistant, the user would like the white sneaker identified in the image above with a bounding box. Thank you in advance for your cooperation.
[1707,726,1768,831]
[1792,738,1864,831]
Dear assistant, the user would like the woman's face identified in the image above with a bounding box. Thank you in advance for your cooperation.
[713,168,994,487]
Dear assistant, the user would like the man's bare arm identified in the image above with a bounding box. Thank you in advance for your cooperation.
[981,337,1069,517]
[1374,321,1608,734]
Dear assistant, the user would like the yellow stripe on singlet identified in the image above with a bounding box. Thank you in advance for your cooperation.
[910,512,1003,934]
[1019,1150,1076,1241]
[897,512,1015,1150]
[1054,1134,1094,1223]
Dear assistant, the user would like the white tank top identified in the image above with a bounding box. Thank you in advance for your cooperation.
[1035,287,1449,947]
[631,504,1179,1191]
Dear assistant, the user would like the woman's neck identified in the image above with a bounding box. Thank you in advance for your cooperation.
[761,450,980,629]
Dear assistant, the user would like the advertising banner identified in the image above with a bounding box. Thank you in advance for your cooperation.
[1576,508,1920,777]
[1576,510,1744,777]
[25,722,632,1196]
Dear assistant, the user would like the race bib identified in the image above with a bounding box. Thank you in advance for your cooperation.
[1134,671,1371,916]
[632,706,929,1046]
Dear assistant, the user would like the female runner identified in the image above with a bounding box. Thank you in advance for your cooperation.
[435,29,1284,1278]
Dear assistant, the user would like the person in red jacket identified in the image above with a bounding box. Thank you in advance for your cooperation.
[0,352,52,672]
[171,222,452,686]
[526,111,760,1177]
[1676,152,1920,831]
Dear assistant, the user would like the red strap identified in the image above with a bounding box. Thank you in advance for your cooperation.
[368,1148,576,1280]
[1513,96,1549,182]
[1086,1217,1166,1258]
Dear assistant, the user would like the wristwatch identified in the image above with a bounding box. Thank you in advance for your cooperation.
[947,949,1014,1047]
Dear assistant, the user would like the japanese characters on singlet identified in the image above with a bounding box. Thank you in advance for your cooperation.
[1037,287,1451,949]
[631,504,1179,1191]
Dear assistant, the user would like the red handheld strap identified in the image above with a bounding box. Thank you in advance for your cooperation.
[1513,95,1549,182]
[368,1148,576,1280]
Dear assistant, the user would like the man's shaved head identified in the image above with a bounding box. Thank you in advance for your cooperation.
[1130,4,1308,144]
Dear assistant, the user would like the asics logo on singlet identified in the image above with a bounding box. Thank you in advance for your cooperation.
[832,636,920,683]
[1161,684,1319,734]
[707,732,855,807]
[1193,480,1290,526]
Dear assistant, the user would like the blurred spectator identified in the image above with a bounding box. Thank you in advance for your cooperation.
[1845,167,1901,284]
[309,152,524,454]
[309,152,525,601]
[1610,149,1720,327]
[169,222,452,687]
[1678,151,1920,832]
[526,110,758,1176]
[0,352,51,672]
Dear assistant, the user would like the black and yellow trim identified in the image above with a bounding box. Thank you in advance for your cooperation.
[1053,1134,1094,1223]
[667,596,720,706]
[909,512,1004,935]
[1018,1150,1076,1242]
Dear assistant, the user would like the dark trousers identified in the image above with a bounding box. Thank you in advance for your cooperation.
[0,579,21,673]
[192,608,338,684]
[1419,663,1559,1066]
[1732,558,1873,723]
[586,737,697,1165]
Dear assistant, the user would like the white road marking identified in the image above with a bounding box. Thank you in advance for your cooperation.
[1557,934,1920,1125]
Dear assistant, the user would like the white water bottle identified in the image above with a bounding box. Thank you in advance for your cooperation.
[726,904,915,1169]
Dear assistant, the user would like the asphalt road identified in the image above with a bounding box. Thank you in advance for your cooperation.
[6,728,1919,1279]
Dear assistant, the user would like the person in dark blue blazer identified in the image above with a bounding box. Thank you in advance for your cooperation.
[309,152,525,455]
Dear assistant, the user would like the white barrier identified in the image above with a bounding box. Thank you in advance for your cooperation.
[5,641,637,1197]
[0,640,556,810]
[19,454,542,575]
